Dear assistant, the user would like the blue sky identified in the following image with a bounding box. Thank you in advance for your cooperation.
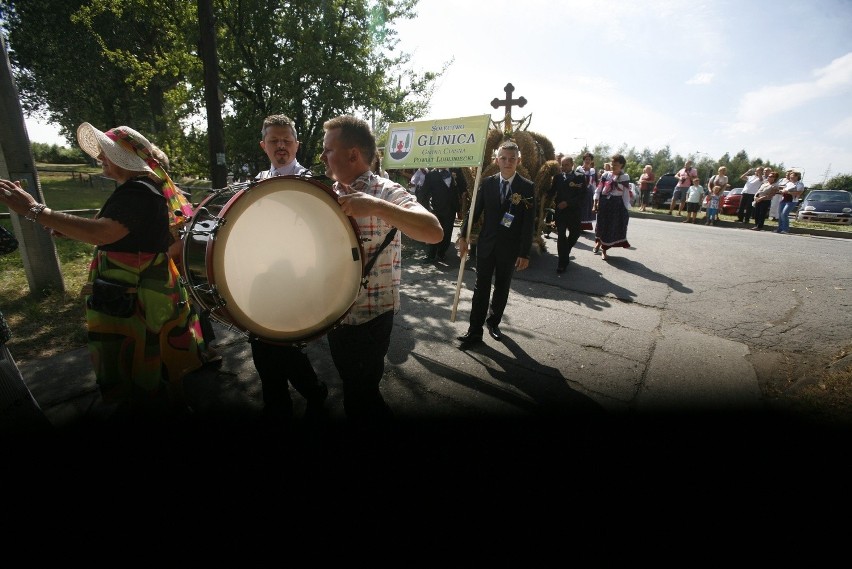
[25,0,852,184]
[391,0,852,183]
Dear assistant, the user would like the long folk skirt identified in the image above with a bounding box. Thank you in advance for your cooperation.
[594,194,631,251]
[580,184,596,231]
[85,249,206,416]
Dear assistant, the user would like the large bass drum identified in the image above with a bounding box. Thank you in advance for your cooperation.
[182,176,364,345]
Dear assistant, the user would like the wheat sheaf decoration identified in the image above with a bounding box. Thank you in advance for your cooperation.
[510,192,533,209]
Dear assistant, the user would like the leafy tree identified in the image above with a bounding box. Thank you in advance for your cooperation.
[1,0,199,157]
[824,174,852,192]
[213,0,446,176]
[2,0,445,180]
[30,142,86,164]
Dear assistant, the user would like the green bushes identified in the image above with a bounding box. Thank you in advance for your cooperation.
[30,142,87,164]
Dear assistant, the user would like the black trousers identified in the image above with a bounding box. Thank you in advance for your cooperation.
[327,310,394,426]
[426,210,457,259]
[469,249,515,332]
[249,339,324,418]
[753,200,771,229]
[737,193,755,223]
[555,207,581,268]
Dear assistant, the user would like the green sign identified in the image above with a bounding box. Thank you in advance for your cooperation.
[384,114,490,169]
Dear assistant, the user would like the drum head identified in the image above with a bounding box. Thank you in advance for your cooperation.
[210,177,363,343]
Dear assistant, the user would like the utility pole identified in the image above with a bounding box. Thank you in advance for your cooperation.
[197,0,228,189]
[0,34,64,294]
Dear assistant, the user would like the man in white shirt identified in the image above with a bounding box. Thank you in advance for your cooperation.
[737,166,764,224]
[409,167,428,201]
[256,114,309,179]
[250,114,326,427]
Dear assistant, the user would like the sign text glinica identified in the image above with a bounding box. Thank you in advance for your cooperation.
[417,132,476,146]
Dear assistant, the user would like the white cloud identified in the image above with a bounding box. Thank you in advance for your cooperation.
[828,115,852,137]
[687,73,714,85]
[737,51,852,124]
[814,52,852,88]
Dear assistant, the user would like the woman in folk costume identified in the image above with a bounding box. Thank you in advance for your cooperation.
[592,154,634,261]
[578,151,598,231]
[0,123,206,421]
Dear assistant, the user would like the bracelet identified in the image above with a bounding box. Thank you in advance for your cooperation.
[25,203,47,223]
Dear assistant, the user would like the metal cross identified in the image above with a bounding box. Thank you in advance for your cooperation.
[490,83,527,136]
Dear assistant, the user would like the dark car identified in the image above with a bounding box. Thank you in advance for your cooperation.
[651,173,679,208]
[796,190,852,225]
[720,187,744,216]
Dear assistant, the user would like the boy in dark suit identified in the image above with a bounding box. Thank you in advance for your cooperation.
[456,140,536,345]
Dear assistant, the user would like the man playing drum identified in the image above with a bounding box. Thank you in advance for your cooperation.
[249,114,330,426]
[321,115,442,429]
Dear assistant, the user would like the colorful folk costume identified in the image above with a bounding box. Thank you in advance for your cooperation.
[77,123,205,417]
[593,171,633,253]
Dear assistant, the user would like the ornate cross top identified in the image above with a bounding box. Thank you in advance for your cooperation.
[490,83,527,136]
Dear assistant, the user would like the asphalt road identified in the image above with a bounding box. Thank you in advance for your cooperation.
[5,213,851,526]
[20,214,850,425]
[12,213,852,426]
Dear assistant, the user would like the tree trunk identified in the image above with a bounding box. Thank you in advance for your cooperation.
[198,0,228,189]
[0,35,65,295]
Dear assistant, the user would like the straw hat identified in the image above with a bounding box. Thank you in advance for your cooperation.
[77,122,156,175]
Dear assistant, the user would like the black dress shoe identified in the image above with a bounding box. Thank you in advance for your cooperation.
[486,323,503,341]
[556,265,566,273]
[457,331,483,344]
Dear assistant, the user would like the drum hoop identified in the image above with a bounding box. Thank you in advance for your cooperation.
[188,175,365,344]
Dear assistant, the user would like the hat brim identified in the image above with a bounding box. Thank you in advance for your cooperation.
[77,122,154,175]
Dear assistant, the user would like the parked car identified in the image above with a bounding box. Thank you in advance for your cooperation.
[720,187,744,216]
[651,173,678,208]
[796,190,852,225]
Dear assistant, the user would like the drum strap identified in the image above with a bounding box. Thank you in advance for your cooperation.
[361,228,398,286]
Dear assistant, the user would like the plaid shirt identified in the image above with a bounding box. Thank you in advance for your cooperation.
[335,171,417,325]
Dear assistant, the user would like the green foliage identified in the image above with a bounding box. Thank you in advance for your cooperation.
[3,0,202,166]
[30,142,87,164]
[213,0,443,176]
[2,0,445,180]
[3,1,178,175]
[824,174,852,192]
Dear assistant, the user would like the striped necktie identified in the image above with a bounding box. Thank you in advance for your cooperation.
[500,179,508,202]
